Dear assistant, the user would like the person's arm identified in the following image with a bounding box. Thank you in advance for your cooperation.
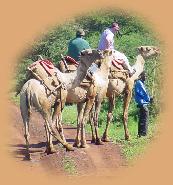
[136,81,150,102]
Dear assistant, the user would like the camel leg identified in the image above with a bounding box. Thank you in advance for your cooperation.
[73,102,85,148]
[52,102,66,142]
[55,115,66,142]
[20,98,32,160]
[80,98,95,148]
[93,99,104,145]
[23,119,32,160]
[44,102,65,154]
[123,86,133,140]
[44,124,56,154]
[102,94,116,142]
[89,104,96,143]
[42,106,74,151]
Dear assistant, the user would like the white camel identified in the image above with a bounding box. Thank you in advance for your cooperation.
[20,49,105,159]
[89,46,160,142]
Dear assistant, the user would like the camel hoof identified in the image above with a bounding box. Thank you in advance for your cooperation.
[95,138,104,145]
[91,138,96,143]
[73,141,81,148]
[101,137,112,142]
[125,135,130,141]
[66,144,75,151]
[80,144,89,148]
[45,148,57,155]
[24,153,32,161]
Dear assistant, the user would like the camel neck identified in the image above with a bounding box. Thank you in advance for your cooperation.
[131,54,145,81]
[93,57,111,87]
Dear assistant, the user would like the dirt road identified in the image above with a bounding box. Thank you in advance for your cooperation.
[9,103,126,176]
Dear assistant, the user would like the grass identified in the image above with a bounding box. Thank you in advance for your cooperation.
[9,92,20,105]
[10,91,159,164]
[62,156,77,175]
[62,103,159,164]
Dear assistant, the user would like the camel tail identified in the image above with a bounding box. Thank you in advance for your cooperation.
[20,83,32,123]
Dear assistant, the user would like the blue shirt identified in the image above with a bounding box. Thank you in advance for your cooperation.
[134,80,151,106]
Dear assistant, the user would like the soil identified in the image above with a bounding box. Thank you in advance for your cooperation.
[9,103,126,176]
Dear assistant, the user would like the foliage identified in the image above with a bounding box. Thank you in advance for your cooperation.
[13,10,162,116]
[63,156,77,175]
[62,103,159,163]
[11,9,163,161]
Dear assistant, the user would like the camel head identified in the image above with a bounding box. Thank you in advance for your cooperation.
[137,46,160,58]
[79,49,113,71]
[131,46,160,81]
[72,49,113,88]
[80,49,105,66]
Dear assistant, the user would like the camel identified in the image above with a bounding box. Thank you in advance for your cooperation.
[57,50,113,147]
[20,49,105,159]
[89,46,160,143]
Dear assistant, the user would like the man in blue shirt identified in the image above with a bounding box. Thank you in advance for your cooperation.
[134,71,153,137]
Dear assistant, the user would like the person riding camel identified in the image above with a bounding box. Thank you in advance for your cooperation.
[98,22,135,76]
[60,29,98,76]
[67,28,91,62]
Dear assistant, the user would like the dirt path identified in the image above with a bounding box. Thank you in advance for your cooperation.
[9,103,126,176]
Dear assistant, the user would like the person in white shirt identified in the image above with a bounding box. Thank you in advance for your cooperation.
[98,22,119,50]
[98,22,135,76]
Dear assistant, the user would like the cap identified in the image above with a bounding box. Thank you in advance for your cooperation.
[76,29,85,36]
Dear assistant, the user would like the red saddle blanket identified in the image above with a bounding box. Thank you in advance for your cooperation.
[111,59,124,70]
[65,56,124,70]
[29,59,55,76]
[65,56,79,66]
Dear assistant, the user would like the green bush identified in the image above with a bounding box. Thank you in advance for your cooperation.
[13,9,163,117]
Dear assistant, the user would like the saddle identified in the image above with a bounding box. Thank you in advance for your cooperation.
[109,59,129,81]
[58,55,97,99]
[28,59,63,95]
[58,55,79,73]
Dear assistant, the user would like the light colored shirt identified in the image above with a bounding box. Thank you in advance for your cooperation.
[98,28,115,50]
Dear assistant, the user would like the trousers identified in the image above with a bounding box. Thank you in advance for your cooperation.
[112,50,134,73]
[138,104,149,136]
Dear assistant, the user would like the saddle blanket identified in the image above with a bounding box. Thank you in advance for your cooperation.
[111,50,128,70]
[29,59,55,76]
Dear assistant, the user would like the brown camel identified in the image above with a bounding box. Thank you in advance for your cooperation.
[57,50,113,147]
[20,49,105,159]
[89,46,160,142]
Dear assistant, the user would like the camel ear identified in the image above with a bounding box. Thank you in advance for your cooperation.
[87,49,92,54]
[109,50,113,56]
[138,46,144,52]
[80,50,85,56]
[146,47,151,51]
[103,49,109,55]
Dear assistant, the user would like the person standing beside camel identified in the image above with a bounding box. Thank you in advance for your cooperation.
[98,22,135,76]
[134,71,153,137]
